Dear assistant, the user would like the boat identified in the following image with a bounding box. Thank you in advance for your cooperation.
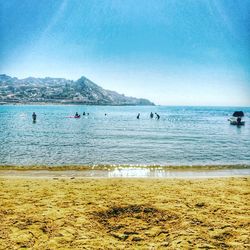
[229,119,245,126]
[228,111,245,126]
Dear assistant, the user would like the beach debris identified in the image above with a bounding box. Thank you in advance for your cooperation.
[132,236,143,241]
[195,202,206,208]
[124,231,139,235]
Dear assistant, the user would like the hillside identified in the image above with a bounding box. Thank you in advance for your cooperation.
[0,74,154,105]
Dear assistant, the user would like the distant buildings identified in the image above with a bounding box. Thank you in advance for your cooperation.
[0,74,154,105]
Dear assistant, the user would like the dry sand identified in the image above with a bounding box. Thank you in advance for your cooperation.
[0,177,249,249]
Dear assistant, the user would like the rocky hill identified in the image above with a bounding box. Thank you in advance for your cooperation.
[0,74,154,105]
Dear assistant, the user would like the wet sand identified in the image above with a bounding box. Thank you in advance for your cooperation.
[0,168,250,179]
[0,176,249,249]
[0,164,249,179]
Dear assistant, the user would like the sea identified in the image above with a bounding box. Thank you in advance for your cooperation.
[0,105,250,167]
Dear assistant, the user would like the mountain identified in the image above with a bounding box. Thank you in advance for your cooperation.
[0,74,154,105]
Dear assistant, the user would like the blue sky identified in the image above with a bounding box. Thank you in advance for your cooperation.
[0,0,249,106]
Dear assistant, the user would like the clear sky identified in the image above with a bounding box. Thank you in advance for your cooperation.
[0,0,249,106]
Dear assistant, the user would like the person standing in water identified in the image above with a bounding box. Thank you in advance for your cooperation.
[237,117,241,125]
[155,113,160,120]
[150,112,154,118]
[32,112,37,122]
[137,113,140,119]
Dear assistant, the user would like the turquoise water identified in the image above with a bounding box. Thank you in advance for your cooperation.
[0,105,250,166]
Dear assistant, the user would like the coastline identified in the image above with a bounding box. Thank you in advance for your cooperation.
[1,164,249,171]
[1,165,249,179]
[1,177,249,249]
[1,103,249,107]
[0,102,155,106]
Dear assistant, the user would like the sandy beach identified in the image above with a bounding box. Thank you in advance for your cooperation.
[0,175,249,249]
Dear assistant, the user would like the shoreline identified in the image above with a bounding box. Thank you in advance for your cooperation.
[0,165,249,179]
[0,164,249,171]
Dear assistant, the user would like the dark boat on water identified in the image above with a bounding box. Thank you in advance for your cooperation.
[228,111,245,126]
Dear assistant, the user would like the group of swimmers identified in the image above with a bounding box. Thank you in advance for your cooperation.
[75,112,91,118]
[32,111,161,121]
[137,112,160,120]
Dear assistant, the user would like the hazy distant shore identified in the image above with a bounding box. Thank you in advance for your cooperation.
[0,102,155,106]
[0,74,155,106]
